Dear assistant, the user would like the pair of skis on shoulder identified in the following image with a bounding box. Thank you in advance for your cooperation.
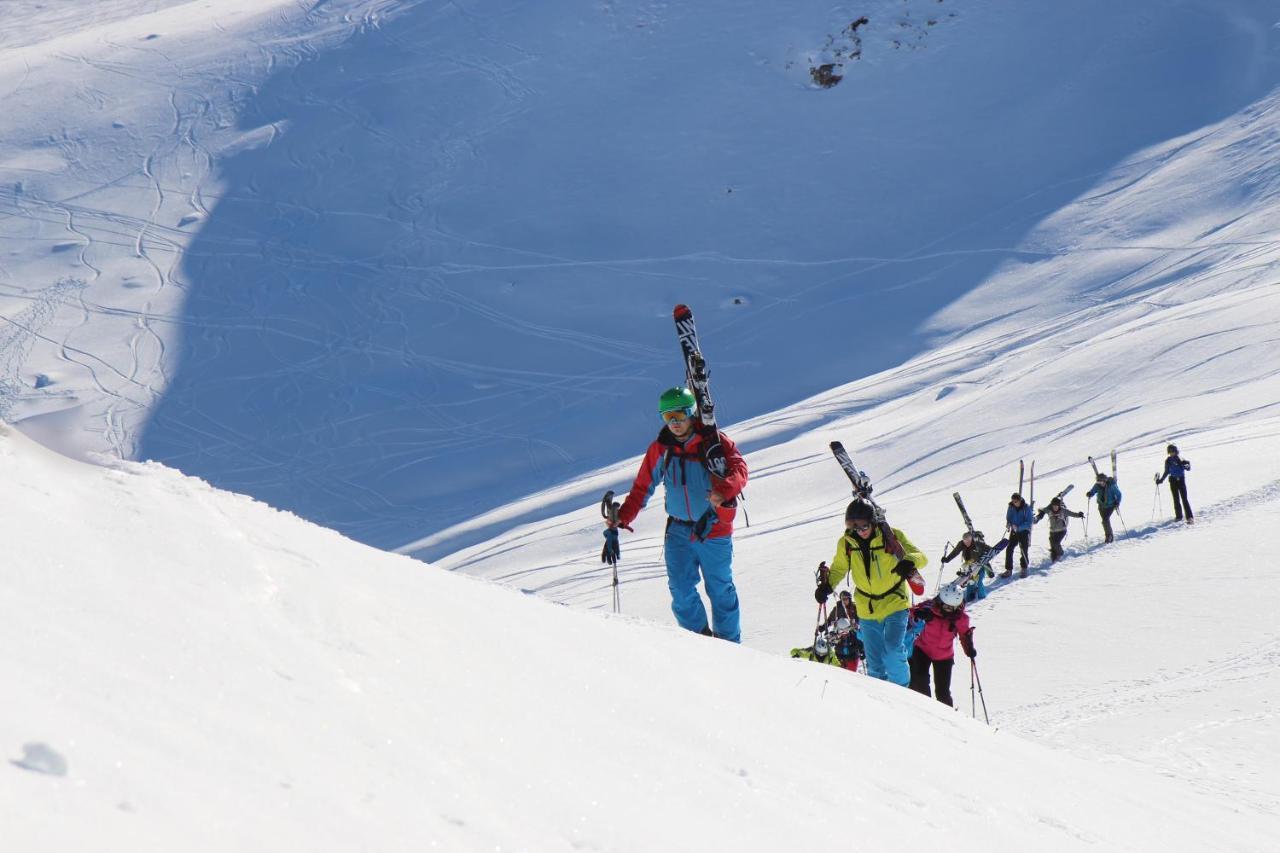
[599,303,735,609]
[828,441,925,595]
[1016,458,1076,521]
[1088,449,1118,481]
[949,492,1008,587]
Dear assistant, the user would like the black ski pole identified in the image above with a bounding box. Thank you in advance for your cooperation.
[972,660,990,725]
[970,663,976,719]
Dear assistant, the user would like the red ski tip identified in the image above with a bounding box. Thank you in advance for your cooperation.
[673,304,691,318]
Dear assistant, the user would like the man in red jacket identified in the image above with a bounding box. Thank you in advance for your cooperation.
[608,387,748,642]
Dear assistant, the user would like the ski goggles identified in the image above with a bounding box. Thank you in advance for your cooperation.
[849,521,874,533]
[661,407,695,424]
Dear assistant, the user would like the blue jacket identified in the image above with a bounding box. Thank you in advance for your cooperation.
[1087,479,1122,508]
[1159,455,1190,483]
[1006,502,1033,532]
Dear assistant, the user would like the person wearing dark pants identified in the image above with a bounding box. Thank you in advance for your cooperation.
[910,649,955,705]
[1003,493,1033,577]
[1086,474,1123,543]
[1156,444,1194,524]
[1035,496,1085,562]
[906,583,976,707]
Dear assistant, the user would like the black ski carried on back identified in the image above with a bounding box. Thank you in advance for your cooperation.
[953,492,976,536]
[673,304,728,480]
[829,441,904,560]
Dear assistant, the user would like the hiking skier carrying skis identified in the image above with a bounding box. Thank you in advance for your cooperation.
[1155,444,1194,524]
[906,582,977,707]
[1086,473,1123,543]
[1035,496,1084,562]
[1003,493,1033,578]
[941,530,993,602]
[610,386,749,642]
[814,499,927,686]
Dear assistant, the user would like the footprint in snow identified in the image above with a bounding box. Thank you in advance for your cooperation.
[11,742,68,776]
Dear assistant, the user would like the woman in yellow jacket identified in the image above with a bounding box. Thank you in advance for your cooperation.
[815,499,927,685]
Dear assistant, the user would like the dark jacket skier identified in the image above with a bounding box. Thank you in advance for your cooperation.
[941,530,992,602]
[1155,444,1194,523]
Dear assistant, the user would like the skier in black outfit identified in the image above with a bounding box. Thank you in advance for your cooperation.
[1156,444,1194,524]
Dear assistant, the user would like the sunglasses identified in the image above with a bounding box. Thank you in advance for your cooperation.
[850,521,873,533]
[661,408,694,424]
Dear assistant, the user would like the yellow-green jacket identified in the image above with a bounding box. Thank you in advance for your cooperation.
[828,525,928,620]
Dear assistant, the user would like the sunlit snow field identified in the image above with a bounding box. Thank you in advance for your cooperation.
[2,1,1280,850]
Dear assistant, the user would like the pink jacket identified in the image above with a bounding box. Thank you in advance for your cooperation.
[911,599,974,661]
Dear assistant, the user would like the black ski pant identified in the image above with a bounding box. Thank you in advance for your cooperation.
[1168,478,1193,520]
[1098,506,1116,543]
[1005,530,1030,572]
[909,647,955,707]
[1048,530,1067,562]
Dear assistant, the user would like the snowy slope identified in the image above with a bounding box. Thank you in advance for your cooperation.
[1,424,1276,851]
[4,1,1278,555]
[432,83,1280,823]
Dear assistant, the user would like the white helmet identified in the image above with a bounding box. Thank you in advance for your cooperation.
[834,617,853,634]
[938,583,965,609]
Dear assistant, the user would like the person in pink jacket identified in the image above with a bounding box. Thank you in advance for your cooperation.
[907,583,976,707]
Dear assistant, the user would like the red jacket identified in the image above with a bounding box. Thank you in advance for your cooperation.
[910,599,975,662]
[617,425,748,539]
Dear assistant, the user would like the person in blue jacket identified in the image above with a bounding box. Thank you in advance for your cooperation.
[1086,473,1123,543]
[1155,444,1193,524]
[1002,493,1033,578]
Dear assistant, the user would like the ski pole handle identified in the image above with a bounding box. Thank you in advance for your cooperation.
[601,490,620,525]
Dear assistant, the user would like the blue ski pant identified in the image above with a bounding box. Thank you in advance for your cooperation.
[664,524,741,643]
[964,572,988,603]
[860,609,910,686]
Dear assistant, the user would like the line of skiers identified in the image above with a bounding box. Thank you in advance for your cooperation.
[605,386,1196,709]
[790,444,1196,708]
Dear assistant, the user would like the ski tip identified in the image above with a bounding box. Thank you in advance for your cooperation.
[829,440,843,450]
[673,304,691,318]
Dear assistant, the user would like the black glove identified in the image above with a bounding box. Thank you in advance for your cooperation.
[1154,473,1162,484]
[814,580,833,604]
[966,646,977,659]
[915,607,934,623]
[891,558,916,580]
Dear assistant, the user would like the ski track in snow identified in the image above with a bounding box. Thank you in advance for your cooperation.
[2,0,1276,551]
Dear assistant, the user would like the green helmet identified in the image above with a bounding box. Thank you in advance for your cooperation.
[658,386,697,413]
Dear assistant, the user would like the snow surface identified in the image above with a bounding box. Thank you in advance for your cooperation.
[1,423,1276,850]
[4,1,1280,848]
[4,0,1278,555]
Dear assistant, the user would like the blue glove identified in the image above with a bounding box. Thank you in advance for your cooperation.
[601,527,620,566]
